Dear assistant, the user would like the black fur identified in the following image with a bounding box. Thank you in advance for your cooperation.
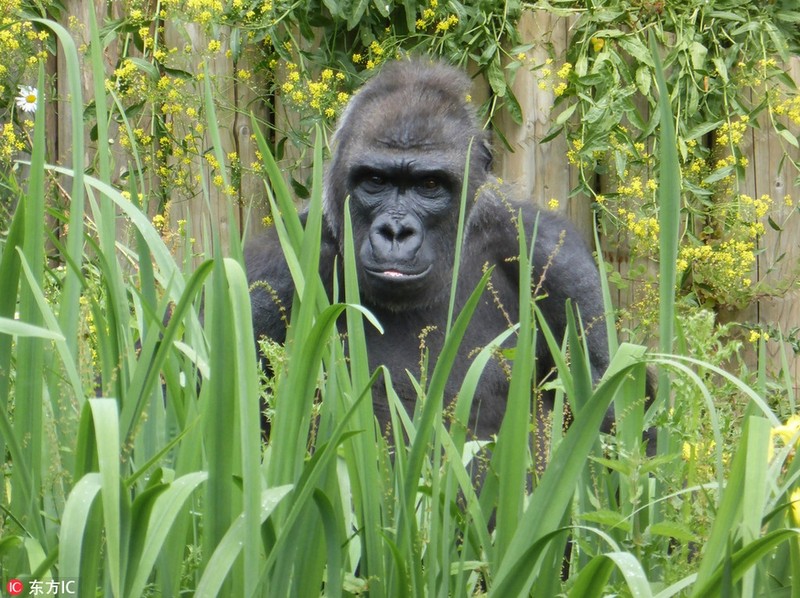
[245,59,613,440]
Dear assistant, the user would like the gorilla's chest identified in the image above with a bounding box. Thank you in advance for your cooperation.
[362,294,517,438]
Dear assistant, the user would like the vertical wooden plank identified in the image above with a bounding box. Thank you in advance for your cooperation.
[718,58,799,390]
[496,11,592,241]
[755,57,800,391]
[162,23,269,254]
[233,47,271,243]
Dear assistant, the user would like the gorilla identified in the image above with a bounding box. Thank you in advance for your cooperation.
[245,59,612,442]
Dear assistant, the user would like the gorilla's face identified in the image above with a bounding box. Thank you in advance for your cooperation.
[324,61,491,311]
[347,152,461,309]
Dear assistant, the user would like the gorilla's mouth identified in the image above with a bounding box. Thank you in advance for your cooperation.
[367,265,431,282]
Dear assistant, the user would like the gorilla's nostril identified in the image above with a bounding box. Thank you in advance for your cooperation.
[378,224,395,240]
[396,227,416,242]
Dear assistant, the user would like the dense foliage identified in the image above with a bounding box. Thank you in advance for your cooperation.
[1,0,799,595]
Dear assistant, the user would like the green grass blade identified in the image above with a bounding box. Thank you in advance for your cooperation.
[13,62,48,544]
[341,196,389,594]
[224,257,262,596]
[568,552,653,598]
[594,225,619,356]
[249,114,304,247]
[490,345,646,595]
[649,31,680,423]
[0,139,26,470]
[58,473,102,587]
[126,472,209,597]
[15,251,81,395]
[121,260,213,443]
[312,489,344,598]
[30,18,85,354]
[494,214,535,563]
[195,485,293,598]
[445,140,473,335]
[200,256,237,589]
[202,67,242,262]
[0,317,63,340]
[691,416,771,593]
[88,399,122,597]
[692,529,800,597]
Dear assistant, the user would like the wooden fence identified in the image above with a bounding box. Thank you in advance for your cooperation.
[41,5,799,389]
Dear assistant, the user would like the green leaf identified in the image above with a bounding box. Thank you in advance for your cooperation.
[688,41,708,71]
[0,317,64,340]
[126,472,209,597]
[580,510,633,533]
[648,521,699,543]
[487,59,507,97]
[568,552,653,598]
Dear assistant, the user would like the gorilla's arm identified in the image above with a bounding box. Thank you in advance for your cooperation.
[527,208,610,380]
[245,211,339,345]
[473,195,610,382]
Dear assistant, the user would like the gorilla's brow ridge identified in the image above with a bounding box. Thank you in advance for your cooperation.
[374,136,440,151]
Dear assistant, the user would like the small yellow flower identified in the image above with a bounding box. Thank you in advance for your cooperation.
[548,198,560,211]
[591,37,605,52]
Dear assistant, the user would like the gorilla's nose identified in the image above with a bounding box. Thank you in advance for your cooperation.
[369,213,423,261]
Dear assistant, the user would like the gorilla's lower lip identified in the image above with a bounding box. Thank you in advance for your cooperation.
[368,266,431,281]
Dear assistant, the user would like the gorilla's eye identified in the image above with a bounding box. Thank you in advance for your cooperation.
[369,175,386,186]
[421,178,440,190]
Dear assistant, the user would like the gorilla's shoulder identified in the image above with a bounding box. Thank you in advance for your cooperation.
[244,208,338,284]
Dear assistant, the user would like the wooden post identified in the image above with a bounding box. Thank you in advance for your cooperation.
[163,21,270,255]
[496,11,593,245]
[753,58,800,391]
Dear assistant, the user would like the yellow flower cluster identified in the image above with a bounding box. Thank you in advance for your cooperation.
[566,137,583,165]
[619,208,660,252]
[152,213,168,233]
[738,193,772,236]
[537,59,572,97]
[435,15,459,33]
[281,63,349,119]
[617,175,645,199]
[109,59,149,100]
[182,0,225,25]
[678,238,756,298]
[0,1,49,96]
[353,40,391,71]
[415,0,457,33]
[0,122,24,163]
[681,439,716,462]
[773,94,800,127]
[716,116,749,147]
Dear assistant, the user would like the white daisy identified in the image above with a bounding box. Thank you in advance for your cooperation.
[16,86,39,113]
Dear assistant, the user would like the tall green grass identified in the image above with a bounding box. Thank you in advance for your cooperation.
[1,16,798,598]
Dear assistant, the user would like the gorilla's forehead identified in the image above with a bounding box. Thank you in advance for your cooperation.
[348,110,469,168]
